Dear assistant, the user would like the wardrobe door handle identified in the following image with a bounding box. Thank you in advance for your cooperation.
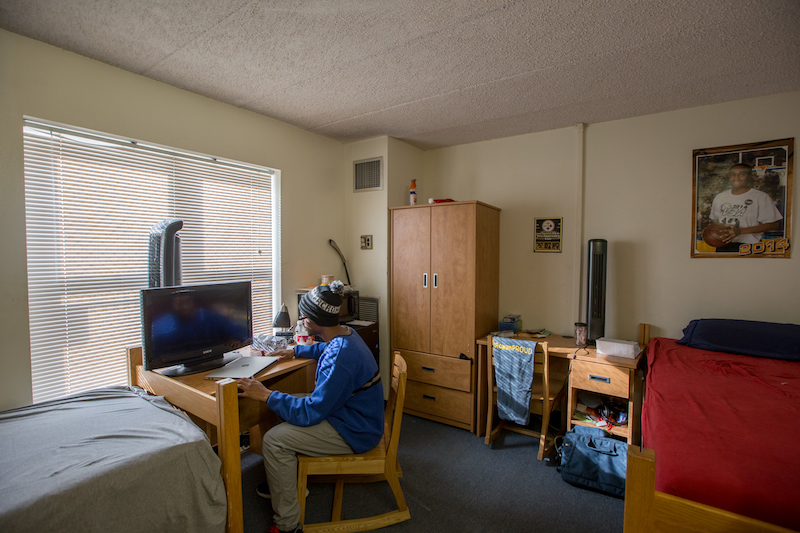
[433,273,438,288]
[423,273,428,288]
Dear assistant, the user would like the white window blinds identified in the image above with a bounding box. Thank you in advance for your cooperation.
[22,118,279,403]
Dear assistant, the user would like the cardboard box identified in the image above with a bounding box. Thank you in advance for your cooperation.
[596,337,642,359]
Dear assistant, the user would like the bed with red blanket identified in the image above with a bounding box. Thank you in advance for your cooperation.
[624,319,800,533]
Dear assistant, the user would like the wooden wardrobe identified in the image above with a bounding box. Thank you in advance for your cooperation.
[389,201,500,432]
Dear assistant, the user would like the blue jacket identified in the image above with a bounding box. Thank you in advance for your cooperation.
[266,328,384,454]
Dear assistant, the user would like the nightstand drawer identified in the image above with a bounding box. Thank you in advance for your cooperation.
[571,360,630,398]
[398,350,472,392]
[405,381,473,423]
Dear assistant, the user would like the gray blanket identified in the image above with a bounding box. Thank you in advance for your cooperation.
[493,337,537,425]
[0,386,226,533]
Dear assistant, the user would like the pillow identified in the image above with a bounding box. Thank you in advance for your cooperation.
[677,319,800,362]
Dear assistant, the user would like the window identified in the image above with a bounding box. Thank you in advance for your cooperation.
[22,118,280,403]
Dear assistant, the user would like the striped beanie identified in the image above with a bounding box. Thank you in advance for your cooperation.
[299,280,344,326]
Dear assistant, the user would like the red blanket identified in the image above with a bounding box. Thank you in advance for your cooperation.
[642,337,800,531]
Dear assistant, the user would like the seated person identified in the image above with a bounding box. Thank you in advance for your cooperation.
[236,280,384,533]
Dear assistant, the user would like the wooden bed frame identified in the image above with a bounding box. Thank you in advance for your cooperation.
[126,346,314,533]
[624,447,795,533]
[622,325,796,533]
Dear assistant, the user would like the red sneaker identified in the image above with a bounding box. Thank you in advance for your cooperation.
[267,525,302,533]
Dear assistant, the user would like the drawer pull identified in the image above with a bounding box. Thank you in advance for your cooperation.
[421,366,435,372]
[589,374,611,384]
[423,394,437,401]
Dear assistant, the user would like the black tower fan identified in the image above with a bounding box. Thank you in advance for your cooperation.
[586,239,607,344]
[148,219,183,288]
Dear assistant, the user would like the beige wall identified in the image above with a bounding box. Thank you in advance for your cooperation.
[423,92,800,341]
[343,137,389,380]
[0,30,345,410]
[423,127,583,337]
[585,92,800,339]
[343,137,423,385]
[3,27,799,411]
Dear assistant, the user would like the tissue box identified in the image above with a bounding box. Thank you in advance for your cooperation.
[498,321,520,333]
[595,337,642,359]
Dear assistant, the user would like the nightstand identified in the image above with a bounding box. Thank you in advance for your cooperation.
[567,347,644,444]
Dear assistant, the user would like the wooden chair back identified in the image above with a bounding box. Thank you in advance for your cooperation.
[296,352,410,532]
[384,351,407,467]
[484,336,568,460]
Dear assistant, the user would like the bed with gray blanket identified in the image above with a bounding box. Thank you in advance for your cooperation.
[0,386,227,533]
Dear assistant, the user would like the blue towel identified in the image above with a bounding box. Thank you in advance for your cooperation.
[493,337,537,425]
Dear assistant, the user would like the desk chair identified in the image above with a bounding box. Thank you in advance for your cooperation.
[296,353,410,532]
[485,336,568,460]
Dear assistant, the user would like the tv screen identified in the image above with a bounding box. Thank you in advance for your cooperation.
[141,281,252,377]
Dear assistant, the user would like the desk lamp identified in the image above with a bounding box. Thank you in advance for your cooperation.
[273,304,293,338]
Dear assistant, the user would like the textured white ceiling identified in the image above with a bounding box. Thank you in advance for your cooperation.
[2,0,799,150]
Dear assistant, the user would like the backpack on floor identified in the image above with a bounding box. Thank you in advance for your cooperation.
[555,425,628,498]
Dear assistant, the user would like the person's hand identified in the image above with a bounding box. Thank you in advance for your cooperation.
[720,225,740,243]
[237,377,271,402]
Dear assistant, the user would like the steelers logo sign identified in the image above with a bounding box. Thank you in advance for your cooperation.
[542,220,556,232]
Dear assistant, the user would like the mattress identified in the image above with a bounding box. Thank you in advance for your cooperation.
[642,337,800,531]
[0,386,227,533]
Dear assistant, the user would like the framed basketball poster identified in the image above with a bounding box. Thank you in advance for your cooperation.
[692,138,793,258]
[534,218,562,252]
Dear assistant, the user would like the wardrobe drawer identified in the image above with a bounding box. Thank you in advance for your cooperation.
[405,381,472,423]
[398,349,472,392]
[571,360,630,398]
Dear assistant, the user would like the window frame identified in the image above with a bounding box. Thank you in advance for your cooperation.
[22,117,281,403]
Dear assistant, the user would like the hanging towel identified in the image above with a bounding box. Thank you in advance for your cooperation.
[493,337,537,425]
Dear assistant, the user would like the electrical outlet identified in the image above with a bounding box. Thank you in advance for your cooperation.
[360,235,373,250]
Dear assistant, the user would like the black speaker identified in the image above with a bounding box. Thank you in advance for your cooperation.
[148,219,183,288]
[587,239,607,343]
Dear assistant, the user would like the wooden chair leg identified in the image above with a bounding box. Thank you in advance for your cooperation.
[331,479,345,522]
[538,408,552,461]
[486,417,505,445]
[297,463,309,526]
[386,473,408,514]
[485,402,496,444]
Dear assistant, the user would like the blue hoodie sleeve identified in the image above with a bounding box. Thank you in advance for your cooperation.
[293,342,325,361]
[267,340,355,426]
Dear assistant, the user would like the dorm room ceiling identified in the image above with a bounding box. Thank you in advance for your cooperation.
[1,0,799,150]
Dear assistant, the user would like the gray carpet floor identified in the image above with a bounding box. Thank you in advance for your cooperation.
[241,414,624,533]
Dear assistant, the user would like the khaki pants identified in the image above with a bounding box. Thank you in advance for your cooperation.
[262,420,353,531]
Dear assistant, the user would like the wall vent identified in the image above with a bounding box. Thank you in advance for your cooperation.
[359,296,380,323]
[354,158,383,191]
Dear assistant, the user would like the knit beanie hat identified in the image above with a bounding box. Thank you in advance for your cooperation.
[299,280,344,327]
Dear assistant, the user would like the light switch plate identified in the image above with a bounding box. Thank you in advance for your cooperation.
[360,235,373,249]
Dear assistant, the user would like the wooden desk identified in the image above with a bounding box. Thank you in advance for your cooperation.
[126,347,314,533]
[476,331,645,443]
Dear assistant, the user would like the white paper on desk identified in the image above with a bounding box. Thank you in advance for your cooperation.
[345,320,375,327]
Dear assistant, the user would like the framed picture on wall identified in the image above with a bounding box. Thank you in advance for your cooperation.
[692,138,793,258]
[534,218,562,252]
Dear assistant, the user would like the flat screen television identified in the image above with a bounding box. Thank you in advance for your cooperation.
[141,281,253,377]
